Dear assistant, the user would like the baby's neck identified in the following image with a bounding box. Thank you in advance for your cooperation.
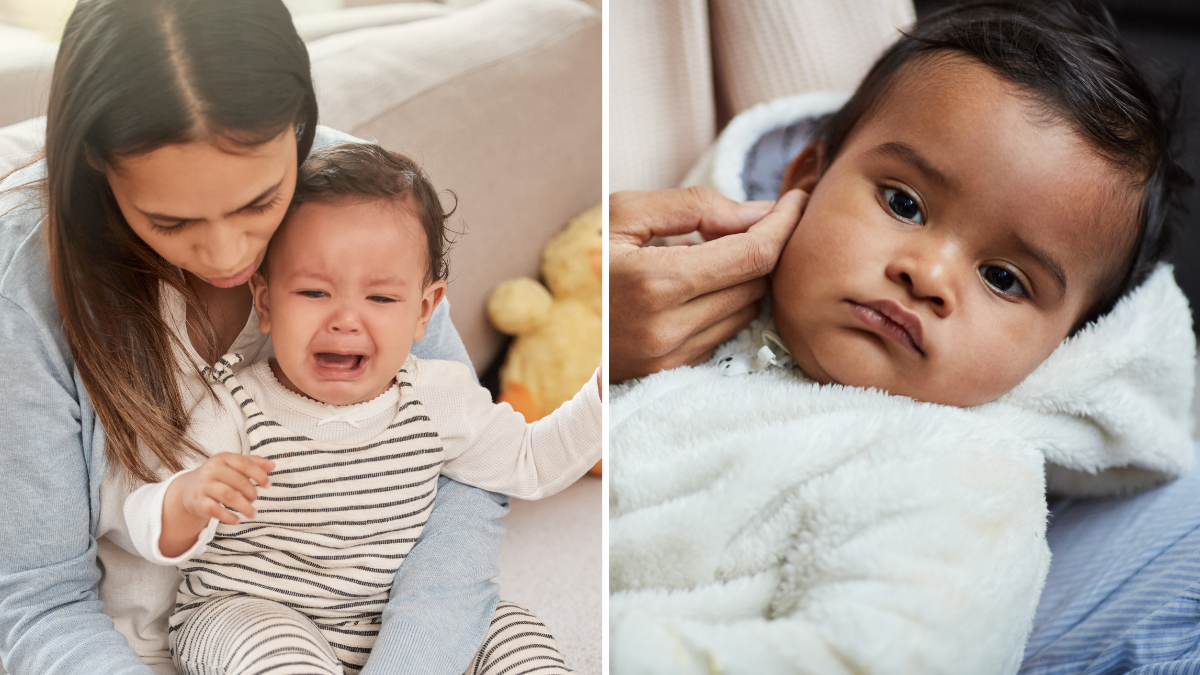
[267,358,393,407]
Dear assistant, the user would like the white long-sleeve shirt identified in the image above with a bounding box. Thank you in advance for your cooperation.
[124,356,601,567]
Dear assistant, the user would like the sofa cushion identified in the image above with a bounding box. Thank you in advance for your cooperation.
[292,2,453,42]
[0,41,55,129]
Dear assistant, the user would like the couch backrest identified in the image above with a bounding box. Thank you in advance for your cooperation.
[610,0,915,192]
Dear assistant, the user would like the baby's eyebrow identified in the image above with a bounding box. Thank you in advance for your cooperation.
[1014,237,1068,294]
[291,269,333,283]
[364,275,407,287]
[868,142,955,191]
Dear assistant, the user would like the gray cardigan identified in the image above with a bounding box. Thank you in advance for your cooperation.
[0,128,504,675]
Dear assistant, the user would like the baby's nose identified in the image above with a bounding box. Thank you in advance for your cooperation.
[328,310,363,332]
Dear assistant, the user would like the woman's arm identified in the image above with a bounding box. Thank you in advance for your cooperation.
[361,477,509,675]
[0,295,152,675]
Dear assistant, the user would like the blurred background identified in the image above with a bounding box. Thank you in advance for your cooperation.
[0,0,601,672]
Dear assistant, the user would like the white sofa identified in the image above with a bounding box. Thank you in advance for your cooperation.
[0,1,601,672]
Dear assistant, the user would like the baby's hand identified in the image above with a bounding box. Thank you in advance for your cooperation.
[171,453,275,525]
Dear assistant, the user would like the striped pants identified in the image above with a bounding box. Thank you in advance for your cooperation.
[172,596,574,675]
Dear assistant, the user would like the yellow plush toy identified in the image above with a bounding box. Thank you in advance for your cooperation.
[487,204,602,475]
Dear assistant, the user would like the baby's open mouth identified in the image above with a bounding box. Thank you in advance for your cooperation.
[314,353,365,371]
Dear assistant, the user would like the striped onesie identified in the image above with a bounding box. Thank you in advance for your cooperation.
[126,353,601,674]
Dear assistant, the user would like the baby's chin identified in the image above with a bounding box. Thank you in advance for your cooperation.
[274,357,399,406]
[796,344,1012,408]
[297,377,396,406]
[862,378,1003,408]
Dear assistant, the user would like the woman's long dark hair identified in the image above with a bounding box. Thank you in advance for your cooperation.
[44,0,318,483]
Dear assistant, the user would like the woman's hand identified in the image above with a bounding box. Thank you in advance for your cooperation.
[161,453,274,558]
[609,187,807,383]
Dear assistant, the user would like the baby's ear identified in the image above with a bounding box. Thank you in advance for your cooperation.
[249,272,272,334]
[413,279,447,343]
[780,142,825,197]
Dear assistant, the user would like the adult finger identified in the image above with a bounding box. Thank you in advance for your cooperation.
[609,187,774,248]
[633,276,767,359]
[677,277,769,333]
[678,302,762,367]
[638,302,762,375]
[697,201,774,240]
[665,189,805,301]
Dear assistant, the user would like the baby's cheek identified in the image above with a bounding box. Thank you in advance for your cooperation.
[771,234,824,309]
[273,319,311,371]
[938,342,1042,406]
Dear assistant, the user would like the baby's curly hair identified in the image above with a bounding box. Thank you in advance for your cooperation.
[272,142,454,285]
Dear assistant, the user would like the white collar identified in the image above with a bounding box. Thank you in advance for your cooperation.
[250,360,400,429]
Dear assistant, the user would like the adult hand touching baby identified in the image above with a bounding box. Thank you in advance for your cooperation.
[609,187,806,383]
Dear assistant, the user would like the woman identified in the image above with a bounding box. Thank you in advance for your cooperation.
[0,1,549,673]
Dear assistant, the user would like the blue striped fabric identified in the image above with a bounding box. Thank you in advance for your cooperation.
[1021,443,1200,674]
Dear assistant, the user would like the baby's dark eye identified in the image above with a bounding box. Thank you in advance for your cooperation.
[368,296,396,304]
[298,290,326,298]
[980,265,1026,296]
[883,187,924,224]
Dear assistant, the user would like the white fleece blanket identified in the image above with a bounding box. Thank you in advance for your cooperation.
[609,93,1196,675]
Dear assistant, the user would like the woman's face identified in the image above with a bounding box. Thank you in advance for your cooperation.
[105,130,298,288]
